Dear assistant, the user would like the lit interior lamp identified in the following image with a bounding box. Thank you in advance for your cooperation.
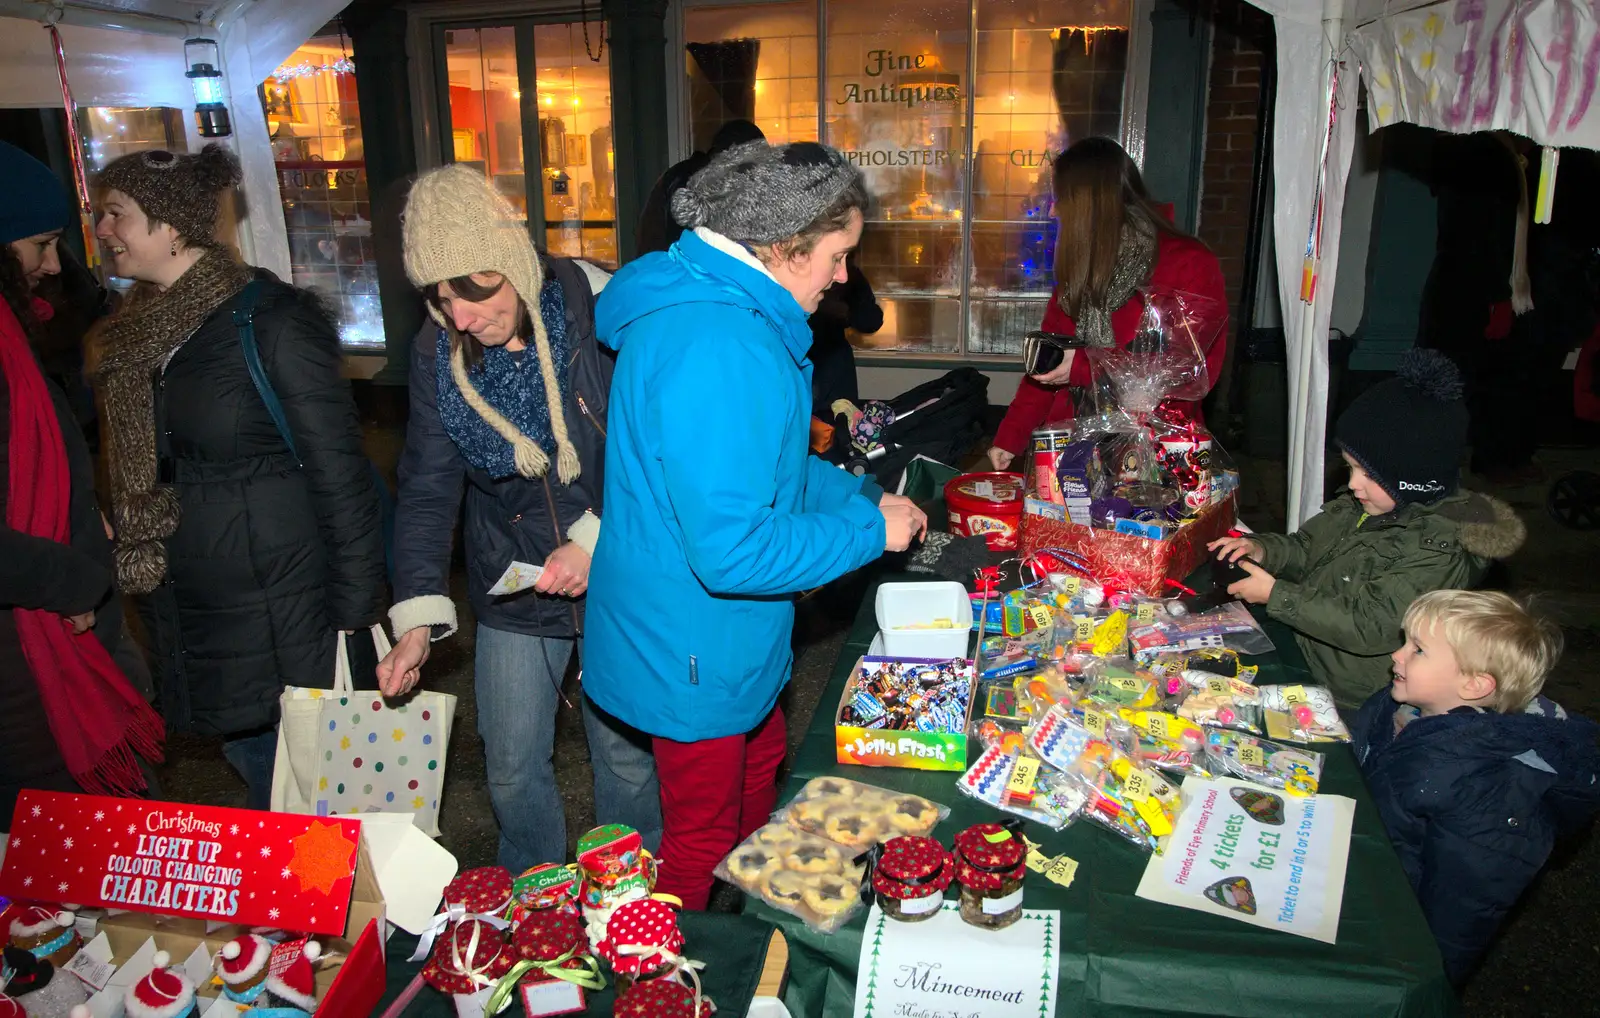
[185,38,231,138]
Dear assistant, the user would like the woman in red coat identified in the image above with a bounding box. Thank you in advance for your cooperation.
[988,138,1227,470]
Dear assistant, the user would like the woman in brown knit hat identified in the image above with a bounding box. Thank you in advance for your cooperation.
[88,144,386,809]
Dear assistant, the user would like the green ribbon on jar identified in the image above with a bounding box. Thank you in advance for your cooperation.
[483,948,606,1014]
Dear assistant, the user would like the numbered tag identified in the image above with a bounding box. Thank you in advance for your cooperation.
[1135,602,1156,623]
[1204,676,1230,696]
[1122,769,1154,802]
[1282,685,1309,707]
[1044,855,1079,888]
[1007,757,1041,797]
[1025,849,1051,874]
[1083,710,1107,738]
[1239,743,1266,767]
[1062,576,1082,594]
[1109,675,1142,693]
[1145,713,1172,740]
[1074,617,1094,642]
[1027,604,1054,630]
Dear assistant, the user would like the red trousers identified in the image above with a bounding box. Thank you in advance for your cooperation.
[651,705,786,910]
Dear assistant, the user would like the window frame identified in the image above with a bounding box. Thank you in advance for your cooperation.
[676,0,1154,363]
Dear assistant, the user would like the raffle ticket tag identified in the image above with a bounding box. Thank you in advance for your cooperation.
[488,560,545,596]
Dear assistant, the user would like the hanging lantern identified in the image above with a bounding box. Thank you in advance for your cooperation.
[184,38,232,138]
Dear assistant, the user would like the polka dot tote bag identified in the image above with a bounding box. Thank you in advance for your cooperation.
[270,626,457,836]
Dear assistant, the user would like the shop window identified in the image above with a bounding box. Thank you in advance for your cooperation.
[684,2,818,149]
[438,20,620,269]
[533,22,619,268]
[77,107,188,171]
[827,0,969,355]
[265,33,383,349]
[681,0,1134,359]
[442,27,528,220]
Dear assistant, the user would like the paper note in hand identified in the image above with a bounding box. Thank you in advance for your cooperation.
[488,561,544,596]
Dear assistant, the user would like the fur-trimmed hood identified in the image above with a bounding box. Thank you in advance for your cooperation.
[1426,490,1526,560]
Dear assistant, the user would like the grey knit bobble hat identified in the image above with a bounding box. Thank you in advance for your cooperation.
[671,140,864,245]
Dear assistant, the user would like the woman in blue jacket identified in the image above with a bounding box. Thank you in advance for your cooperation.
[377,165,660,872]
[584,141,924,908]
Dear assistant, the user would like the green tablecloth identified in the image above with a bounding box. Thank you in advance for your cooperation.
[379,911,776,1016]
[750,577,1456,1018]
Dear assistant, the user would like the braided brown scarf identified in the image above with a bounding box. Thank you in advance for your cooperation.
[1059,215,1158,349]
[89,251,254,594]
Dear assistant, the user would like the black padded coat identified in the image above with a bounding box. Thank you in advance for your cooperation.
[140,272,385,737]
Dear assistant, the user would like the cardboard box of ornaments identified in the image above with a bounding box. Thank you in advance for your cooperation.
[0,790,458,1017]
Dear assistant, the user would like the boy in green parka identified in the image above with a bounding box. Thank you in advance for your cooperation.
[1209,350,1525,710]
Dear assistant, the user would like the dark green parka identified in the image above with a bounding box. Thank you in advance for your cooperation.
[1254,490,1525,709]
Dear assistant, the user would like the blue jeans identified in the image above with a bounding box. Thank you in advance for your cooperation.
[475,625,662,872]
[221,729,278,811]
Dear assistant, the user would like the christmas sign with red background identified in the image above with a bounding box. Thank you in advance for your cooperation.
[0,790,360,935]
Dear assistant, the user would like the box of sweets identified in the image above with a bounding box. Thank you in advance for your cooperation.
[834,657,976,771]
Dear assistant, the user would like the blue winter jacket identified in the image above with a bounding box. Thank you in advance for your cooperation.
[1353,688,1600,984]
[583,229,887,742]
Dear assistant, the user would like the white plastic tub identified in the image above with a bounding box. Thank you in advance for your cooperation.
[872,581,972,660]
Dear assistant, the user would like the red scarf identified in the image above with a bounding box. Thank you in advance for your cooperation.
[1,297,164,796]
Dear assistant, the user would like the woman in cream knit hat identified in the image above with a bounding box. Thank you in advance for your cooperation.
[377,164,659,870]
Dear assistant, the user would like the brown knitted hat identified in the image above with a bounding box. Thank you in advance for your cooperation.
[98,143,241,245]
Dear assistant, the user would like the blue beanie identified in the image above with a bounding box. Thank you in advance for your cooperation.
[0,142,72,246]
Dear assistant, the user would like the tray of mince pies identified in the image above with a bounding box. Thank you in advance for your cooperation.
[784,776,948,848]
[716,778,949,933]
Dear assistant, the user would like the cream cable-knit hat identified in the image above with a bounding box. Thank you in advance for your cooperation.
[402,164,580,483]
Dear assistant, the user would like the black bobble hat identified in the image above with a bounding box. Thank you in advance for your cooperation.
[1334,348,1468,507]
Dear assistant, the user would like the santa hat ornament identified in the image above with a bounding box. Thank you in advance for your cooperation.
[214,934,273,1003]
[261,940,322,1014]
[122,954,196,1018]
[6,910,79,969]
[3,944,87,1018]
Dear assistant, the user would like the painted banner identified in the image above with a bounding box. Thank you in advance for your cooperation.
[0,791,361,935]
[1135,777,1354,943]
[1352,0,1600,150]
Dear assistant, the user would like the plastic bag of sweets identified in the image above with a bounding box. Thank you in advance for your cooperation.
[1203,730,1325,796]
[714,824,866,934]
[1027,704,1182,851]
[782,777,947,849]
[1173,671,1266,735]
[1257,684,1353,743]
[1115,707,1216,779]
[957,743,1085,831]
[1076,661,1161,712]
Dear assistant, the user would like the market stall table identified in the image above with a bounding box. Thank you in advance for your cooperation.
[749,573,1455,1017]
[378,912,783,1016]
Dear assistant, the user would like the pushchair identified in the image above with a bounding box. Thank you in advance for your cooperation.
[819,367,990,490]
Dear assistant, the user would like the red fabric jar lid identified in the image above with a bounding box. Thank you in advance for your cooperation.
[595,899,683,975]
[513,908,587,963]
[871,836,954,900]
[441,865,514,916]
[952,823,1026,891]
[0,993,25,1018]
[611,978,713,1018]
[419,918,513,995]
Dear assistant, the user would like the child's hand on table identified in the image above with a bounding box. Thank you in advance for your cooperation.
[1226,559,1277,605]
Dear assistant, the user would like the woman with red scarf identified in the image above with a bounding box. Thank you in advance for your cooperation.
[988,138,1228,468]
[0,142,162,821]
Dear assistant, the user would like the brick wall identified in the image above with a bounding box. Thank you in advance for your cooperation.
[1196,0,1273,328]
